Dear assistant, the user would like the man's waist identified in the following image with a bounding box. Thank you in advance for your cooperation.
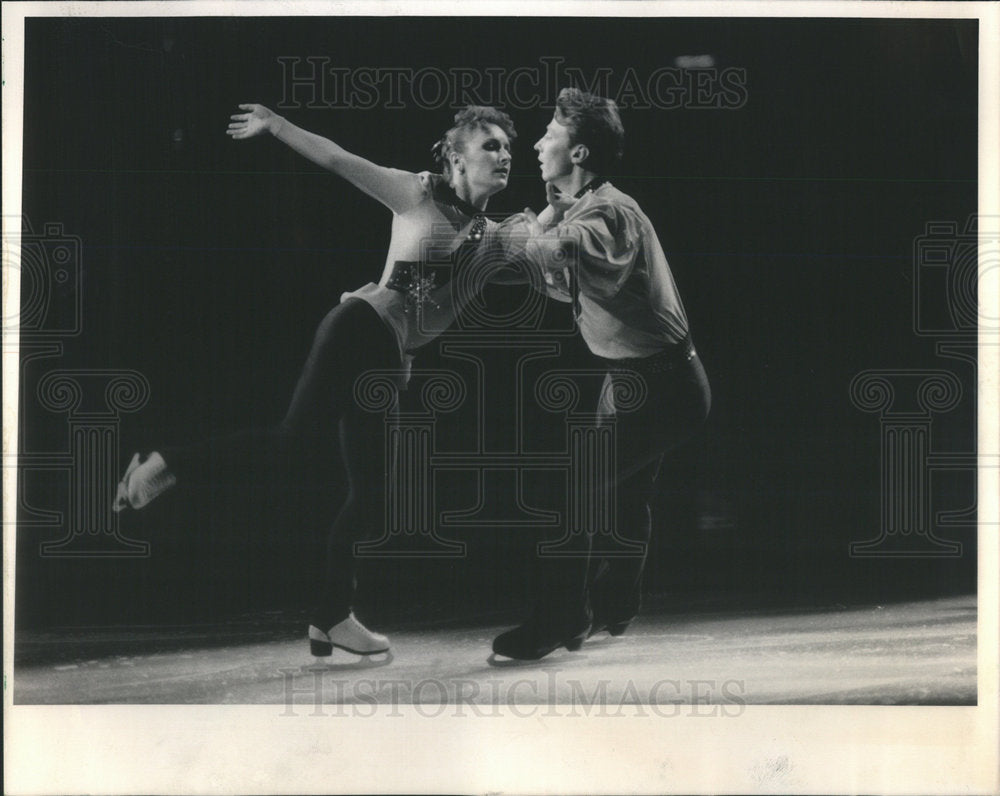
[590,334,695,370]
[580,317,689,359]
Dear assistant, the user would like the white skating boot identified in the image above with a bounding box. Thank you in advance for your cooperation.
[308,613,390,656]
[113,452,177,512]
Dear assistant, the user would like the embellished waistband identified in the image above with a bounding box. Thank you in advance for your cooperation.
[385,260,453,294]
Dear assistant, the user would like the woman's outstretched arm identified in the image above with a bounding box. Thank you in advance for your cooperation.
[228,103,426,215]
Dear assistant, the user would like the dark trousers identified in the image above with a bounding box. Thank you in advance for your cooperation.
[163,298,401,628]
[535,342,711,623]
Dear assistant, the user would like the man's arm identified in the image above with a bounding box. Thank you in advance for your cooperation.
[489,213,573,300]
[520,201,640,302]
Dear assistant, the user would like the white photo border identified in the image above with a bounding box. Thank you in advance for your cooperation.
[3,2,998,794]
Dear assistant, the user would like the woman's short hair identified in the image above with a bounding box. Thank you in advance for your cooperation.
[432,106,517,178]
[554,87,624,175]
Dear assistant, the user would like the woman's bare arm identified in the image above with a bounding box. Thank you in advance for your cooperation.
[228,103,426,214]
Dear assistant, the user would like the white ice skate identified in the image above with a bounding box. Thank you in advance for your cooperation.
[113,452,177,512]
[308,613,390,656]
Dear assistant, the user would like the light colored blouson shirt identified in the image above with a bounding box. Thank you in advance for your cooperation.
[502,182,690,360]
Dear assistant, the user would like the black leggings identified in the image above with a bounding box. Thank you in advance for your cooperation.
[533,349,711,621]
[163,298,401,627]
[589,352,711,617]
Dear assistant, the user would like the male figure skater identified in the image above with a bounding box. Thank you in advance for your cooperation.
[494,88,711,660]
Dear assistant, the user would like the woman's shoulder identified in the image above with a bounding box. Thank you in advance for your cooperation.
[417,171,446,196]
[393,171,445,217]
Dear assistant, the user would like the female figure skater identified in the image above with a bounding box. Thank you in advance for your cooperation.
[114,103,516,657]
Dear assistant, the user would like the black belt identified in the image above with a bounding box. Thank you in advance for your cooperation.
[599,336,696,374]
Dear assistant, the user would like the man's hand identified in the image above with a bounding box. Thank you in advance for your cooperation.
[545,181,576,221]
[520,206,575,292]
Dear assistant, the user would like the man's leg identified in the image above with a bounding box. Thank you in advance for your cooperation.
[490,339,600,660]
[589,354,711,634]
[491,544,592,660]
[588,457,660,634]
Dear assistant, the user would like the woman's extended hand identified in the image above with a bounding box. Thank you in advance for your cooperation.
[227,104,281,139]
[521,207,546,236]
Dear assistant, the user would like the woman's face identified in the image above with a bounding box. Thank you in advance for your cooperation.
[453,123,512,197]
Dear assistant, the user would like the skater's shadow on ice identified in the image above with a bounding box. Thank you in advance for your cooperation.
[484,650,590,670]
[303,650,394,671]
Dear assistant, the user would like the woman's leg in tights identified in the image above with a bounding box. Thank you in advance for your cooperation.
[158,299,401,624]
[314,403,392,628]
[162,298,398,481]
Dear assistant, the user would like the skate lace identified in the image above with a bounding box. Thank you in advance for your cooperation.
[346,614,369,635]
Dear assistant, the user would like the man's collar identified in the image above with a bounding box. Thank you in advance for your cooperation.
[574,177,607,198]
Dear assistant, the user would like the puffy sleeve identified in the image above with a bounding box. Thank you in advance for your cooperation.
[480,213,551,291]
[497,200,641,302]
[543,200,641,300]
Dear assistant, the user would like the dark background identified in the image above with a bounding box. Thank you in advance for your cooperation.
[16,17,978,629]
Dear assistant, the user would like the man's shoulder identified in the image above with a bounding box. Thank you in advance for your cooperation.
[580,183,650,229]
[596,183,644,213]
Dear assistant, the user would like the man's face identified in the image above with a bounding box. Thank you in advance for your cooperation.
[534,116,575,185]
